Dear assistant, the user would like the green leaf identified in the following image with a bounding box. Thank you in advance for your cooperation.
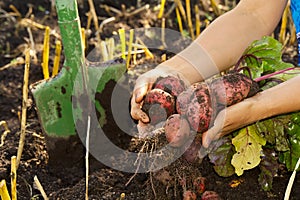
[208,137,235,177]
[255,116,290,152]
[258,149,279,191]
[231,125,266,176]
[279,114,300,171]
[242,36,294,79]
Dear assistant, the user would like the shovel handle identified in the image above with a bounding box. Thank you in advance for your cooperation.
[55,0,84,78]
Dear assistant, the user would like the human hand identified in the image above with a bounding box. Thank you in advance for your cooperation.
[202,98,254,148]
[130,66,179,123]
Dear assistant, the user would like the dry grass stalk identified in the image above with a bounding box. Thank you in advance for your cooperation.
[195,5,201,37]
[175,7,184,37]
[86,11,92,30]
[161,54,167,62]
[120,193,126,200]
[118,28,126,60]
[161,18,167,48]
[126,29,134,68]
[100,4,122,16]
[126,4,150,17]
[85,116,91,200]
[42,26,50,79]
[107,37,115,60]
[87,0,99,30]
[10,156,16,200]
[164,2,176,18]
[132,39,138,65]
[100,41,109,62]
[16,49,30,169]
[26,27,38,64]
[279,4,289,44]
[136,37,154,59]
[0,57,25,72]
[81,28,86,54]
[174,0,187,23]
[185,0,194,40]
[210,0,222,16]
[98,16,116,34]
[116,49,146,58]
[33,176,48,200]
[9,4,21,19]
[157,0,166,19]
[0,121,11,147]
[289,22,296,45]
[0,180,11,200]
[52,40,61,77]
[19,18,45,29]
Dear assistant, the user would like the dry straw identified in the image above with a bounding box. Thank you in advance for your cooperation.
[42,26,50,79]
[0,121,11,147]
[52,40,61,77]
[10,156,16,200]
[157,0,166,19]
[0,180,10,200]
[16,49,30,169]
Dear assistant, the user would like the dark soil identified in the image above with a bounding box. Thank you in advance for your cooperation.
[0,0,300,199]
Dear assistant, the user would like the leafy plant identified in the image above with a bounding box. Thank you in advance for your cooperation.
[208,36,300,191]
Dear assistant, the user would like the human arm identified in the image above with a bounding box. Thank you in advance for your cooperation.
[202,75,300,148]
[131,0,288,122]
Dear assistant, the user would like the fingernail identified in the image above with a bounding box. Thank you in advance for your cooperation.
[135,92,141,102]
[203,137,211,148]
[140,113,149,123]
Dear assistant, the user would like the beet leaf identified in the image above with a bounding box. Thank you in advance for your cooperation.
[241,36,294,79]
[231,125,266,176]
[208,137,235,177]
[258,149,279,191]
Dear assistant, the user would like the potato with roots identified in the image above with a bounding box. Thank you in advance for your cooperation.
[142,88,175,125]
[141,73,260,155]
[164,114,190,147]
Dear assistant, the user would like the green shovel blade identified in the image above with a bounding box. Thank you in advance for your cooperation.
[31,60,126,137]
[31,0,126,137]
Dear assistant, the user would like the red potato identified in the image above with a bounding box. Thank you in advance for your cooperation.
[193,177,206,195]
[153,75,186,97]
[176,87,195,115]
[183,190,197,200]
[142,88,175,124]
[164,114,190,147]
[186,83,216,132]
[201,191,222,200]
[209,73,260,106]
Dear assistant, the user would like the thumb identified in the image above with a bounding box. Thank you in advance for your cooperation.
[202,126,219,148]
[135,85,148,103]
[135,82,153,103]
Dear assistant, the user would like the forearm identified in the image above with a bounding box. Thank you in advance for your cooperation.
[247,75,300,123]
[206,75,300,142]
[161,0,287,83]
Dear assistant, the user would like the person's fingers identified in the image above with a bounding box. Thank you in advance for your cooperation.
[202,126,218,148]
[202,110,227,148]
[134,82,153,103]
[130,95,150,123]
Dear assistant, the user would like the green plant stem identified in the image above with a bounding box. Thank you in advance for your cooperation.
[254,67,296,82]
